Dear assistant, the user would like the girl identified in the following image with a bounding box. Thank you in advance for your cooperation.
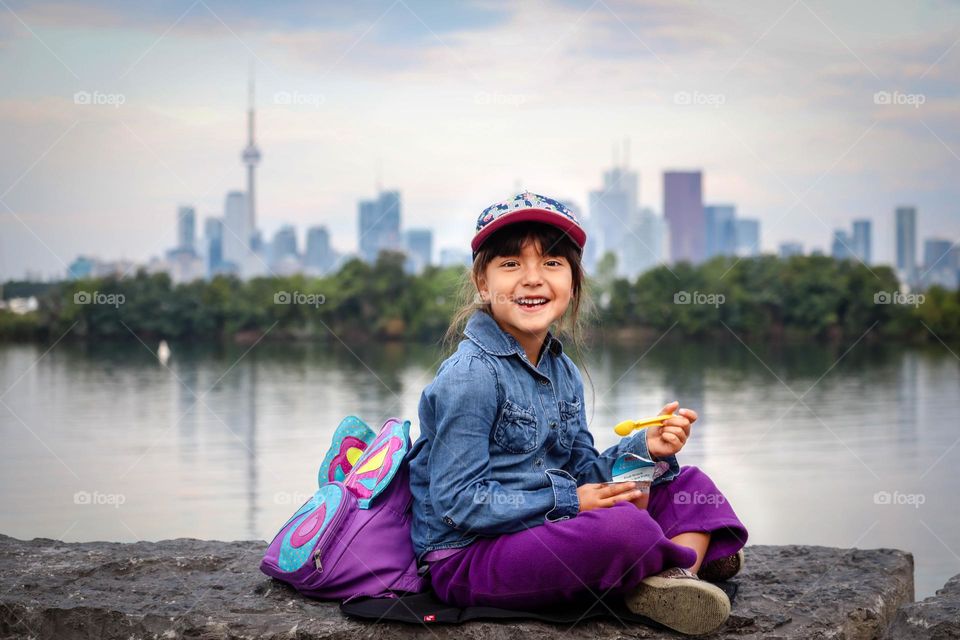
[407,192,747,635]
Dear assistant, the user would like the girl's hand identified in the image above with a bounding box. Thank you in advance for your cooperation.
[577,481,643,512]
[645,401,697,459]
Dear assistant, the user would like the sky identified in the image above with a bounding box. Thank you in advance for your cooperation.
[1,0,958,280]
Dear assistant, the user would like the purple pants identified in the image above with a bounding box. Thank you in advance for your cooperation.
[428,466,748,609]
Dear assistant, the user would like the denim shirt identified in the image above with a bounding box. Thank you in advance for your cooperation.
[407,310,680,564]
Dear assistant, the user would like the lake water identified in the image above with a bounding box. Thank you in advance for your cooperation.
[1,336,958,598]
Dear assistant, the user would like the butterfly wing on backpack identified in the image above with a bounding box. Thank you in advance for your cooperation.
[260,417,424,600]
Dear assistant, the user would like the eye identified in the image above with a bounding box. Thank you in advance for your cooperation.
[545,259,564,267]
[500,259,519,268]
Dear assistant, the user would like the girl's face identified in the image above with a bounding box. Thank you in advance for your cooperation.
[477,237,573,344]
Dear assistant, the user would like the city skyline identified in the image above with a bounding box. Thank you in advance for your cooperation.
[2,1,959,280]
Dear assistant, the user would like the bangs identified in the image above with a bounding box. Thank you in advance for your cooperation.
[478,221,581,261]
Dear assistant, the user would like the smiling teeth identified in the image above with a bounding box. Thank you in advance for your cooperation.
[517,297,547,305]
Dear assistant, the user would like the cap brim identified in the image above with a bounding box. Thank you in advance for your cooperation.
[471,208,587,253]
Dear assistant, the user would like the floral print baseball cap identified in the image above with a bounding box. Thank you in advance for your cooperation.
[471,191,587,258]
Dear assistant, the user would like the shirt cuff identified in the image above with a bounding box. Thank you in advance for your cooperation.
[624,428,681,485]
[544,468,579,521]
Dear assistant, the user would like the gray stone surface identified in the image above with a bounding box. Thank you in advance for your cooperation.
[0,534,914,639]
[885,573,960,639]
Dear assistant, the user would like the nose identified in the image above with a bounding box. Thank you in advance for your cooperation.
[521,263,544,287]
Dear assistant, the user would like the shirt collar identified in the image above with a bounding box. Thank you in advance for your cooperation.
[464,310,564,359]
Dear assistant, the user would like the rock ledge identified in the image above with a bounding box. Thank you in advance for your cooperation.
[0,535,921,639]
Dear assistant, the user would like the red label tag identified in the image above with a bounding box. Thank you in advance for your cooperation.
[423,614,436,622]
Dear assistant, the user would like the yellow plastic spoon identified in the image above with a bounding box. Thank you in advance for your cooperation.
[614,415,675,436]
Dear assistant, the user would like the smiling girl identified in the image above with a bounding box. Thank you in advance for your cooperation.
[407,192,747,635]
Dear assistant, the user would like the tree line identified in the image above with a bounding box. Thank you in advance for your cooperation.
[1,251,957,345]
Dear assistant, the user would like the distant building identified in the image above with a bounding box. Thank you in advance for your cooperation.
[832,230,852,260]
[623,207,666,278]
[589,164,638,272]
[852,219,872,264]
[163,248,205,283]
[222,190,250,276]
[704,204,737,258]
[896,206,917,285]
[403,228,433,275]
[271,226,298,263]
[779,242,803,258]
[177,206,196,253]
[922,238,957,289]
[735,219,761,257]
[664,171,705,264]
[204,217,225,277]
[359,190,402,263]
[305,226,336,275]
[68,256,96,279]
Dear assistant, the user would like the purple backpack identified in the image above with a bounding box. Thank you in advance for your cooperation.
[260,416,424,601]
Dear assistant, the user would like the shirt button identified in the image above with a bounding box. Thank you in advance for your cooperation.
[535,459,543,467]
[550,422,557,429]
[443,516,455,526]
[539,379,549,386]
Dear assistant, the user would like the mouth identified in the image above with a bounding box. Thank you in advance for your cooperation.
[514,296,551,312]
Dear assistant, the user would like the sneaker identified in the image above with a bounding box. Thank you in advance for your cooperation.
[697,549,745,583]
[623,567,731,636]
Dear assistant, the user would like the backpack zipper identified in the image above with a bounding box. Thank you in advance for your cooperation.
[312,482,353,573]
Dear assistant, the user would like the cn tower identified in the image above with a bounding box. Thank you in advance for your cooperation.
[241,63,261,233]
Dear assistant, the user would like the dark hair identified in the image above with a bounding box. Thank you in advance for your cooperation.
[442,221,596,418]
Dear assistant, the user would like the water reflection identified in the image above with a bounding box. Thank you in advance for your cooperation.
[0,337,957,597]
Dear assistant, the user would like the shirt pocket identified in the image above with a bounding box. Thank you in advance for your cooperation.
[558,398,582,448]
[493,399,540,454]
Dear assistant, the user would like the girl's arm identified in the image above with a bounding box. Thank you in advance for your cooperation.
[423,354,579,534]
[563,375,681,486]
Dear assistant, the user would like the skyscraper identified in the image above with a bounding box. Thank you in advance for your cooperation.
[358,190,402,264]
[734,219,761,257]
[852,219,872,264]
[704,205,737,258]
[589,166,637,270]
[622,207,665,278]
[831,230,851,260]
[923,238,958,289]
[664,171,705,264]
[403,228,433,275]
[222,190,249,275]
[270,226,299,265]
[177,206,196,253]
[305,226,335,275]
[204,217,224,277]
[896,206,917,285]
[588,145,666,277]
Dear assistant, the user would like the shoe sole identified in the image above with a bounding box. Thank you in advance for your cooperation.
[624,575,731,636]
